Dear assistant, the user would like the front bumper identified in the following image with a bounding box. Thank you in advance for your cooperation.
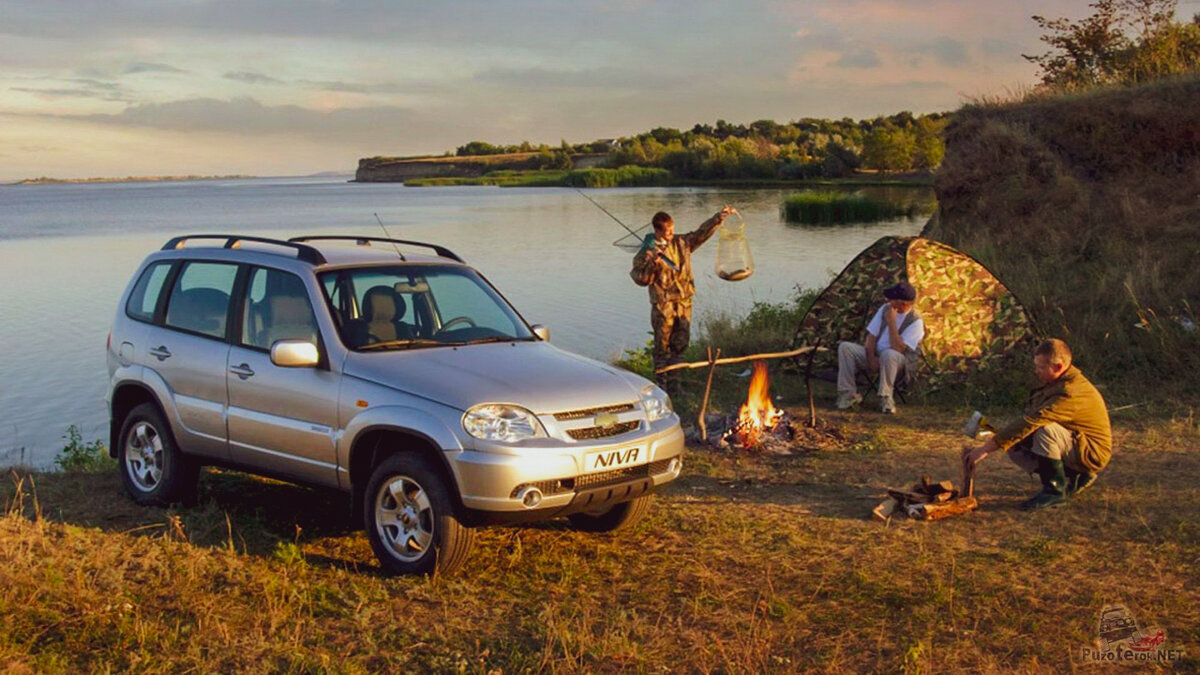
[451,421,685,519]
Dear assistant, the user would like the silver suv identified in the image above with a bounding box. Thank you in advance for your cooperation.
[107,235,683,575]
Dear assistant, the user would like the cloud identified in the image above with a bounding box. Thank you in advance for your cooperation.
[124,61,186,74]
[56,96,452,146]
[10,78,131,102]
[834,48,881,68]
[224,71,284,85]
[300,80,412,94]
[473,66,674,90]
[908,37,968,67]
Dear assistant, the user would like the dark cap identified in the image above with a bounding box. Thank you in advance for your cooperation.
[883,281,916,302]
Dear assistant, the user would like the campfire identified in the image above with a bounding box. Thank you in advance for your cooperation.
[707,360,791,452]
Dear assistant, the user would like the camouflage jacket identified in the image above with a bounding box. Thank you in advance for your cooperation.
[993,365,1113,471]
[630,214,724,306]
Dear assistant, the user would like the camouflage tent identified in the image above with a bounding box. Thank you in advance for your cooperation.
[791,236,1037,392]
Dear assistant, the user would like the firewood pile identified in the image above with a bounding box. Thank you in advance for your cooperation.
[873,475,978,522]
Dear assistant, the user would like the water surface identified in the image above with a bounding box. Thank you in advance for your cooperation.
[0,177,927,467]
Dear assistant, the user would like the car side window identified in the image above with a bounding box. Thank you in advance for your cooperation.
[125,262,173,323]
[241,267,319,350]
[164,261,238,339]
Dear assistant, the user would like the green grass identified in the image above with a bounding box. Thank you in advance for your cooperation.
[780,190,932,224]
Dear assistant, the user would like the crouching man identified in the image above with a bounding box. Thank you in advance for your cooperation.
[962,338,1112,510]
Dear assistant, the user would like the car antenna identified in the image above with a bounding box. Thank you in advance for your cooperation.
[373,212,406,260]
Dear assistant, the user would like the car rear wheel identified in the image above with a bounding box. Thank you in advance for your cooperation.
[567,494,654,532]
[364,453,475,576]
[118,402,199,506]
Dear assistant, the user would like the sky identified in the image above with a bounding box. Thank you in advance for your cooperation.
[0,0,1148,180]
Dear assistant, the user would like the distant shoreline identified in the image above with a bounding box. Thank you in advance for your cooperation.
[10,174,257,186]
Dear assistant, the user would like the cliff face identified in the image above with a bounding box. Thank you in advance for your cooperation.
[355,153,545,182]
[924,76,1200,396]
[354,152,609,182]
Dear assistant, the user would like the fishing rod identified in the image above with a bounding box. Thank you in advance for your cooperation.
[573,187,679,270]
[573,186,641,238]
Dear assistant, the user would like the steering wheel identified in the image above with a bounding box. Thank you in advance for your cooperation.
[437,315,477,333]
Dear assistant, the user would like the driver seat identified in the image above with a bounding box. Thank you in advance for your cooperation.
[359,285,413,344]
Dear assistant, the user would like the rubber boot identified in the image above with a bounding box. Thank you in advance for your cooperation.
[1065,466,1098,498]
[1020,457,1067,510]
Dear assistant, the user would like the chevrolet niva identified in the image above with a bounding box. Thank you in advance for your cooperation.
[107,235,683,575]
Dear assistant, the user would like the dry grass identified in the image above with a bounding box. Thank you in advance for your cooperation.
[2,406,1197,673]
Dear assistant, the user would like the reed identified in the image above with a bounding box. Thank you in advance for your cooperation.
[780,191,927,224]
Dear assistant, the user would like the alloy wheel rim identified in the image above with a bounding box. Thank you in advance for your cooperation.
[375,475,435,563]
[125,421,163,492]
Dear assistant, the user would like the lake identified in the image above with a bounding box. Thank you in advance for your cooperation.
[0,176,928,468]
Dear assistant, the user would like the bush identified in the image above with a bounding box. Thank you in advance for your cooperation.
[562,166,672,187]
[55,425,114,473]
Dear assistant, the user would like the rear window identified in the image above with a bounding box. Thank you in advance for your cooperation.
[164,262,238,339]
[125,262,173,323]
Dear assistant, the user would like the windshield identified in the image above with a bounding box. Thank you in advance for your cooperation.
[319,264,535,351]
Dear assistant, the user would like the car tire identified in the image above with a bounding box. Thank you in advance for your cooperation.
[364,453,475,576]
[117,402,199,506]
[567,494,654,533]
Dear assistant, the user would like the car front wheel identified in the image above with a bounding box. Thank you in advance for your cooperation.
[364,453,475,576]
[117,402,199,506]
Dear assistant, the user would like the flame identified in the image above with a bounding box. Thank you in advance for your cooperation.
[735,360,783,446]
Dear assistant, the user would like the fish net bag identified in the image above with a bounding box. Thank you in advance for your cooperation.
[715,212,753,281]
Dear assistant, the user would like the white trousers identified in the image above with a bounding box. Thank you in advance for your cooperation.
[837,341,907,398]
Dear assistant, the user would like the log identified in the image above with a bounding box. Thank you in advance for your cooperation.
[911,497,979,521]
[697,347,720,442]
[655,346,820,373]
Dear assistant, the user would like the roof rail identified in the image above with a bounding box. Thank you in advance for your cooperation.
[161,234,327,265]
[289,235,464,263]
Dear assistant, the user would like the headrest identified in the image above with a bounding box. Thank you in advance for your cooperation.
[270,295,310,324]
[364,286,405,322]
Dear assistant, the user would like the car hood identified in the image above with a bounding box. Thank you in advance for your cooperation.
[343,341,648,413]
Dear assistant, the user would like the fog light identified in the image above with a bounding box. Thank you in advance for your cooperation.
[517,487,543,508]
[669,457,682,474]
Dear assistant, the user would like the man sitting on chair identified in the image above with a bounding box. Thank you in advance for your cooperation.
[835,281,924,414]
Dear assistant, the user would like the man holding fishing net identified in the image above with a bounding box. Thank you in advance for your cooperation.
[631,206,734,390]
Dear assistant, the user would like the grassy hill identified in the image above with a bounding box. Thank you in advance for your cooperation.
[924,75,1200,402]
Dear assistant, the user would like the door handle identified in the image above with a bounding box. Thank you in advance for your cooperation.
[149,345,172,361]
[229,363,255,380]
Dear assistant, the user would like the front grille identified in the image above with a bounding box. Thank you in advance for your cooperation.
[575,458,674,490]
[566,420,640,440]
[553,403,636,421]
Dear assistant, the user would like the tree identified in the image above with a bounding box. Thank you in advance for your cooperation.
[1025,0,1200,89]
[861,126,916,173]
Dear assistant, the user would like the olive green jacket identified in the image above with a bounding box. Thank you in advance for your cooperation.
[994,365,1113,471]
[630,214,723,306]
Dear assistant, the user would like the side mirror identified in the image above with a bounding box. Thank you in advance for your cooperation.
[531,324,550,342]
[271,340,320,367]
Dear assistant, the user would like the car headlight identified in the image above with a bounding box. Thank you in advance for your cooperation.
[463,404,545,442]
[641,384,673,422]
